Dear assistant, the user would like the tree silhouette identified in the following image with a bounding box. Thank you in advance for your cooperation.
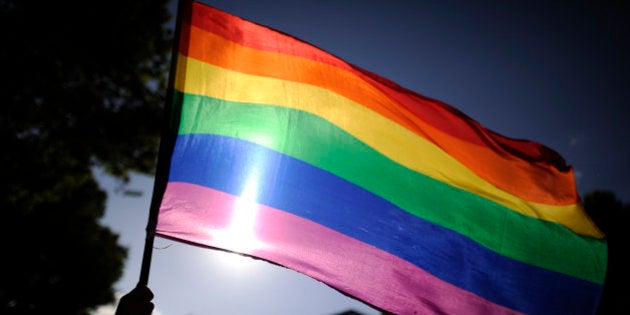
[0,0,172,314]
[583,190,630,315]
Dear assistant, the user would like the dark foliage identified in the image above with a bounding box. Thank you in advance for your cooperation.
[0,0,172,313]
[584,190,630,315]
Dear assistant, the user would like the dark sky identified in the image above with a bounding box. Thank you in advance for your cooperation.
[101,1,629,314]
[203,0,629,203]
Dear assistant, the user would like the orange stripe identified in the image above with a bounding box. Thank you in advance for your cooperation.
[186,2,569,174]
[181,24,578,205]
[184,6,578,202]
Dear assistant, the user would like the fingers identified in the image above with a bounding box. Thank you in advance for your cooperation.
[115,286,155,315]
[133,285,154,300]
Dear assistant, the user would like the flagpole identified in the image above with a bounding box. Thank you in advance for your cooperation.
[137,0,190,287]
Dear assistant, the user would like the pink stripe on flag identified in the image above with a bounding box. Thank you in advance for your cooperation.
[157,182,522,315]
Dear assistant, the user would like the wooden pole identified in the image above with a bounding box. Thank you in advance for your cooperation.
[137,0,190,287]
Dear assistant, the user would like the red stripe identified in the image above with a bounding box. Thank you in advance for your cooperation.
[186,1,569,173]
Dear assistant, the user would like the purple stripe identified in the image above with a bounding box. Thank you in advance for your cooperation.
[157,182,522,315]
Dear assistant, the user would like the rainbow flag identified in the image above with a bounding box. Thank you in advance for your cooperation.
[155,1,607,314]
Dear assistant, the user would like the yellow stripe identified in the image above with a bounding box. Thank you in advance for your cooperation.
[175,54,603,238]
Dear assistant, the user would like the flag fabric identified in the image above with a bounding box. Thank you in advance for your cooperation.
[155,1,607,314]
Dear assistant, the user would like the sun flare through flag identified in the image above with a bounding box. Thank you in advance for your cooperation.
[154,1,607,314]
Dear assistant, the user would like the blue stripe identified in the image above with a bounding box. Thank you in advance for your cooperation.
[168,133,602,314]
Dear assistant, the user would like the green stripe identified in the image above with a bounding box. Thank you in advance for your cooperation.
[176,91,606,283]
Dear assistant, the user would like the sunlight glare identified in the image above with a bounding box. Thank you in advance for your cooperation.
[212,170,267,256]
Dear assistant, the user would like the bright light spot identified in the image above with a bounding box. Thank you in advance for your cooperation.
[214,250,257,273]
[251,134,275,148]
[212,171,267,256]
